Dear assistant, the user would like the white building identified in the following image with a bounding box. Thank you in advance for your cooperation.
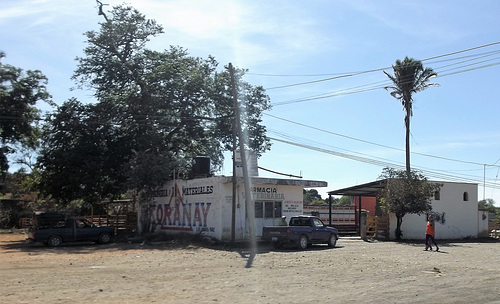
[388,181,479,239]
[141,176,327,242]
[329,180,481,240]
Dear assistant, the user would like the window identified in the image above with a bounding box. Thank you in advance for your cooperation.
[273,201,282,218]
[255,202,263,218]
[255,201,282,219]
[313,218,324,227]
[76,219,85,228]
[434,191,440,200]
[463,192,469,201]
[264,201,274,218]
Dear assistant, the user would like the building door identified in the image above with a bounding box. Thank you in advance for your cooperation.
[254,201,282,237]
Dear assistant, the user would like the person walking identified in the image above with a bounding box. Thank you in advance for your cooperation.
[424,217,439,251]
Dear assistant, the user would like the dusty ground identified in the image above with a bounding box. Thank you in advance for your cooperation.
[1,231,500,304]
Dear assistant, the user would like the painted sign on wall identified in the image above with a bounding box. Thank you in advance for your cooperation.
[283,200,302,215]
[151,182,215,234]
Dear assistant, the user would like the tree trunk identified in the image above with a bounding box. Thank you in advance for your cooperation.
[395,214,404,240]
[405,112,411,175]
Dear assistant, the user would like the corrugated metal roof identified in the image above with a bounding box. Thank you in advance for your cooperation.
[328,179,387,197]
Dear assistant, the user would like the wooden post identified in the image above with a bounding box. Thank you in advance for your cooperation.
[328,194,332,226]
[358,195,362,235]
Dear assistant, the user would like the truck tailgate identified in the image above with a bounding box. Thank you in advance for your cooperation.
[261,226,289,241]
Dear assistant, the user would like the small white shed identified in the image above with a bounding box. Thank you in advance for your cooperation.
[388,181,478,240]
[329,180,480,240]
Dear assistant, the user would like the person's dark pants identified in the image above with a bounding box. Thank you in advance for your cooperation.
[425,234,438,248]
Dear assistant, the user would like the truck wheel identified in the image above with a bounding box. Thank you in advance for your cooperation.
[47,236,62,247]
[98,232,112,244]
[328,234,337,248]
[298,235,308,250]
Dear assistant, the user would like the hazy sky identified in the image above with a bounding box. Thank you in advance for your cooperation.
[2,0,500,204]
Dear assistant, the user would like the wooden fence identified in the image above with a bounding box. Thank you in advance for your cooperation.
[19,217,32,228]
[490,219,500,239]
[19,212,137,231]
[366,216,390,240]
[85,213,137,232]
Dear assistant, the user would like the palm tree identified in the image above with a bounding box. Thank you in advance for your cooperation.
[384,57,438,174]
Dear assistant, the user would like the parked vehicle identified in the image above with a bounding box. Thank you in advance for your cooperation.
[261,215,338,249]
[28,212,115,247]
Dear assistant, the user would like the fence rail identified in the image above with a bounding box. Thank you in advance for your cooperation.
[18,217,32,228]
[304,205,357,227]
[85,213,137,231]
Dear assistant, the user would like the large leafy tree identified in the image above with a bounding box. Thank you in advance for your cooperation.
[2,168,37,201]
[303,189,323,204]
[37,99,132,204]
[0,52,52,192]
[378,167,442,240]
[384,57,438,174]
[36,4,271,206]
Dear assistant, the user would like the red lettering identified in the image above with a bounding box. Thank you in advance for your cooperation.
[193,203,202,227]
[164,204,172,225]
[202,203,211,227]
[182,203,191,226]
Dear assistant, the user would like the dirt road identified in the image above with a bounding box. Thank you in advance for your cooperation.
[1,231,499,303]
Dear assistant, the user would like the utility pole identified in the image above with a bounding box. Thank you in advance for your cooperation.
[484,164,486,201]
[231,83,237,244]
[229,63,256,255]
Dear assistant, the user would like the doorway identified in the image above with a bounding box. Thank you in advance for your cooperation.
[254,201,282,236]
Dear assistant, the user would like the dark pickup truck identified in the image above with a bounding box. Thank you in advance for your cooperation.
[28,212,115,247]
[261,215,338,249]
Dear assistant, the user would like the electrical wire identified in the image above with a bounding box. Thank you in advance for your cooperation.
[264,113,499,167]
[258,41,500,83]
[261,42,500,107]
[269,56,500,106]
[268,135,500,190]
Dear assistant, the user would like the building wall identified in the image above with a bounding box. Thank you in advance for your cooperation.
[389,182,478,240]
[354,196,377,217]
[142,176,323,242]
[145,177,224,240]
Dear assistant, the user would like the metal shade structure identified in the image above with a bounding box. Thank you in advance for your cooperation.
[327,179,388,232]
[327,179,387,197]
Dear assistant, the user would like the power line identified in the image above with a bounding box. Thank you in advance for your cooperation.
[266,120,500,168]
[422,41,500,62]
[265,113,500,168]
[268,136,500,190]
[262,41,500,91]
[269,56,500,106]
[266,110,500,193]
[265,68,387,90]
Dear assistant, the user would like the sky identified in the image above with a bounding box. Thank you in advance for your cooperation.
[2,0,500,205]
